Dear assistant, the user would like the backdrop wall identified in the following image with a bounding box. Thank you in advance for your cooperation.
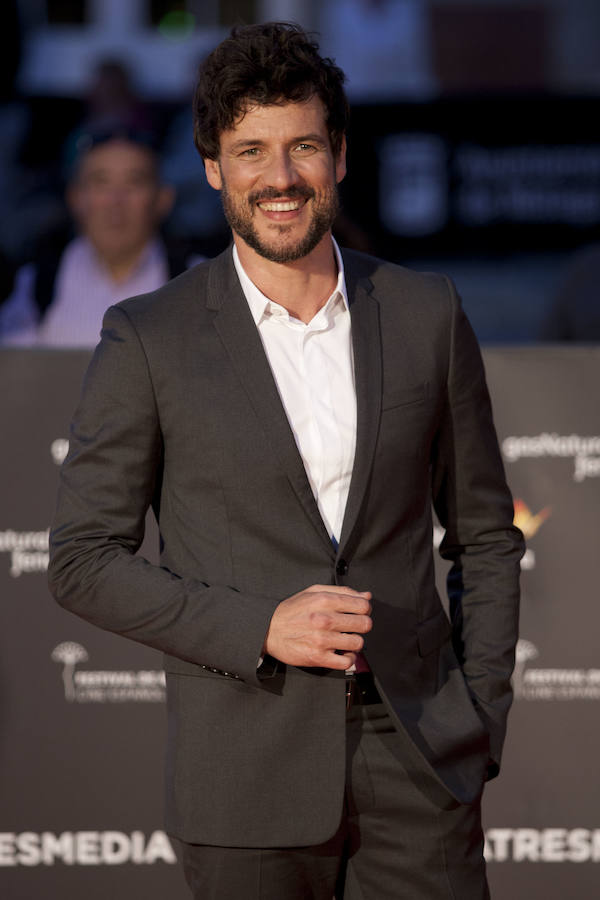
[1,345,598,898]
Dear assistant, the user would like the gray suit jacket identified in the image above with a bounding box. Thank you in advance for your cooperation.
[48,247,523,847]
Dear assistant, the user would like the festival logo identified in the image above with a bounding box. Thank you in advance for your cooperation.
[51,642,166,704]
[51,642,89,701]
[512,638,600,701]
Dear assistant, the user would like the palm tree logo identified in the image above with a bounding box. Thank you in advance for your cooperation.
[512,639,539,698]
[51,642,89,701]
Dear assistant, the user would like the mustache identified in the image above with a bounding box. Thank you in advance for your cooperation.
[250,185,315,204]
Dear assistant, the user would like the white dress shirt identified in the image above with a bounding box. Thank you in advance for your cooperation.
[233,239,356,544]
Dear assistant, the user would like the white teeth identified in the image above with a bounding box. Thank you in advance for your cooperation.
[258,200,302,211]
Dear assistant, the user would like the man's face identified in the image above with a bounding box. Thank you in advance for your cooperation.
[204,96,346,264]
[68,139,173,264]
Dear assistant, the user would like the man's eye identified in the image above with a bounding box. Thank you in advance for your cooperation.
[295,143,316,153]
[240,148,260,157]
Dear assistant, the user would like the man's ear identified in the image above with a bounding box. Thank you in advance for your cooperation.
[204,158,223,191]
[335,135,347,184]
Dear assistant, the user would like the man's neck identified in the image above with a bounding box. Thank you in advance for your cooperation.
[233,233,338,324]
[90,241,150,285]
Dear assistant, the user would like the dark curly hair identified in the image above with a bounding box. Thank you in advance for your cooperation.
[193,22,349,161]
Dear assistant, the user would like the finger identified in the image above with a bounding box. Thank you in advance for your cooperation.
[323,593,372,615]
[307,585,372,601]
[332,612,372,634]
[313,612,371,636]
[330,632,365,652]
[321,650,357,670]
[308,611,371,636]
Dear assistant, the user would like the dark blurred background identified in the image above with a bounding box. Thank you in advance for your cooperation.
[2,0,600,342]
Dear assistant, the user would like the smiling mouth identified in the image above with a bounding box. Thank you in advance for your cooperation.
[257,199,305,212]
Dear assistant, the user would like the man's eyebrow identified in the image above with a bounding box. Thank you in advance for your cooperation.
[228,139,267,152]
[228,133,328,152]
[290,133,328,145]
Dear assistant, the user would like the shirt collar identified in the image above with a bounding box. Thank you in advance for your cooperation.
[232,237,349,326]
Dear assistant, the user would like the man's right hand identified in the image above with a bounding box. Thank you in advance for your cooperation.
[263,585,372,669]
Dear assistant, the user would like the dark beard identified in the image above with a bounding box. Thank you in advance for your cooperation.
[220,182,340,263]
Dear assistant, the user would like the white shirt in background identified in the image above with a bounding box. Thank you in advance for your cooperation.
[0,236,169,348]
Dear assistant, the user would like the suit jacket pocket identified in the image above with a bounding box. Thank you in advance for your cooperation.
[417,606,452,657]
[381,381,429,411]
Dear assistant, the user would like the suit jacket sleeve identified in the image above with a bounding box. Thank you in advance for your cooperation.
[47,304,280,686]
[431,276,524,777]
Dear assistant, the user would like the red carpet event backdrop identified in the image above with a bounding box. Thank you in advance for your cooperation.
[1,345,598,899]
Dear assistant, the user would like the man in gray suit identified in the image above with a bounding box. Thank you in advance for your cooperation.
[48,22,523,900]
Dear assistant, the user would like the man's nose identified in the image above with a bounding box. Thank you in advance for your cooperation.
[263,150,300,191]
[103,185,127,207]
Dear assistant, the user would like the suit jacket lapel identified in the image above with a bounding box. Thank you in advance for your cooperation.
[207,250,335,555]
[338,257,382,555]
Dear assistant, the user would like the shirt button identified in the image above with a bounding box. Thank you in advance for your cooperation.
[336,559,349,576]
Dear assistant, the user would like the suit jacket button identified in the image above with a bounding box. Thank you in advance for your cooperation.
[336,559,349,576]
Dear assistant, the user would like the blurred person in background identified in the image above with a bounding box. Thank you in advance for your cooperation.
[0,130,185,348]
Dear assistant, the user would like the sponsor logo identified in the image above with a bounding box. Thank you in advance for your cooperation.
[378,133,448,236]
[513,499,551,540]
[51,642,166,704]
[513,498,551,571]
[0,529,49,577]
[513,639,600,701]
[0,830,176,867]
[502,433,600,482]
[50,438,69,466]
[454,144,600,228]
[485,828,600,863]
